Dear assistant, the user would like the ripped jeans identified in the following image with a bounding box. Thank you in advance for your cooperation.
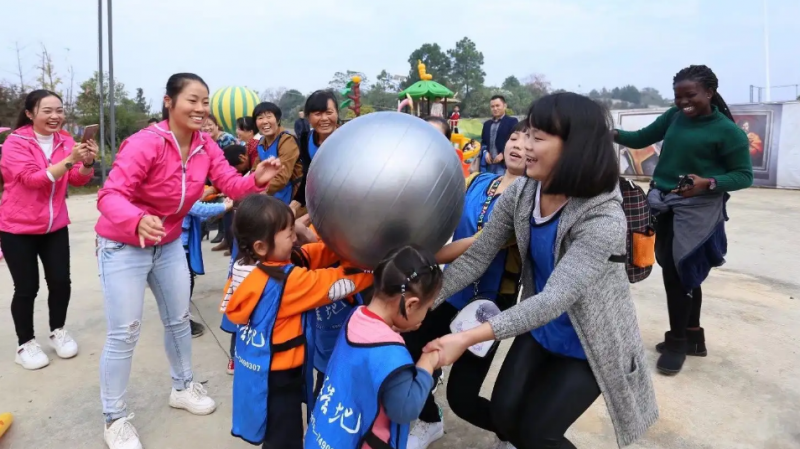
[97,237,193,422]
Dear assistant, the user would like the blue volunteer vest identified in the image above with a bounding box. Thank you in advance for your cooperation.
[257,132,294,204]
[308,130,320,161]
[305,313,413,449]
[185,215,205,275]
[313,291,363,373]
[219,238,240,334]
[231,263,316,444]
[446,173,507,310]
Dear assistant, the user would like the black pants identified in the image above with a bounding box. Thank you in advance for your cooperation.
[403,294,517,432]
[0,227,72,345]
[491,333,601,449]
[654,210,702,339]
[263,367,304,449]
[223,211,234,245]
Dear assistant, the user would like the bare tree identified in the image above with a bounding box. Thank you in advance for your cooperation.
[14,41,27,89]
[261,87,287,102]
[35,44,62,91]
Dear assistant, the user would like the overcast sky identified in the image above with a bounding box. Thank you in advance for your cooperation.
[2,0,798,107]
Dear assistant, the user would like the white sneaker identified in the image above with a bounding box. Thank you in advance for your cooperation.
[407,420,444,449]
[49,328,79,359]
[104,414,143,449]
[14,339,50,370]
[168,381,217,415]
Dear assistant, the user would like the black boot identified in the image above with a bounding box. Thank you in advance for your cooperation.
[190,320,206,338]
[210,232,224,244]
[656,331,686,375]
[656,327,707,357]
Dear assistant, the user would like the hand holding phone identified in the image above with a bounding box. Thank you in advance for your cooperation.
[82,124,99,144]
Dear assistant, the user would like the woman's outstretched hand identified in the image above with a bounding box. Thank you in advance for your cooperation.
[253,156,282,187]
[423,332,471,367]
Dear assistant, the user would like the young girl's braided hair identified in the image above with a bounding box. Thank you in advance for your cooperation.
[673,65,735,122]
[373,246,443,318]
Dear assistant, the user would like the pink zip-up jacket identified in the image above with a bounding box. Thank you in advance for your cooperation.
[0,125,93,234]
[95,121,265,247]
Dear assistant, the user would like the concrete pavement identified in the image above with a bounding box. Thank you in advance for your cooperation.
[1,188,799,449]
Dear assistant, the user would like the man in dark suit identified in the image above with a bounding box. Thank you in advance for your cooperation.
[480,95,519,175]
[294,111,310,137]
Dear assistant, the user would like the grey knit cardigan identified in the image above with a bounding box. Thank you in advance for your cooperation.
[436,177,658,447]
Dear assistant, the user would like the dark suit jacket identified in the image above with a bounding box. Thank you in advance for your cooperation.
[480,115,519,168]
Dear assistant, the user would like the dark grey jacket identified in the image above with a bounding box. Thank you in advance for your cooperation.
[436,177,658,447]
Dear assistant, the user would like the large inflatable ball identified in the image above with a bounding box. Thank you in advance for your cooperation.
[307,112,465,268]
[210,86,260,134]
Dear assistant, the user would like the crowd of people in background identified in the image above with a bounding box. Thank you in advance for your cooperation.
[0,63,753,449]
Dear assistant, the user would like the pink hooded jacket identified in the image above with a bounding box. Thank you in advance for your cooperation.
[0,125,93,234]
[95,121,264,247]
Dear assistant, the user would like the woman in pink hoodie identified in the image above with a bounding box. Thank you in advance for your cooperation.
[95,73,281,449]
[0,90,96,371]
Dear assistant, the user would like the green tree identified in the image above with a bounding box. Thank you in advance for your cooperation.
[447,37,485,98]
[372,70,400,93]
[640,87,670,106]
[402,43,452,89]
[75,72,151,151]
[364,70,401,113]
[501,76,522,91]
[460,86,495,118]
[133,88,150,114]
[0,83,26,143]
[500,75,534,116]
[278,89,306,124]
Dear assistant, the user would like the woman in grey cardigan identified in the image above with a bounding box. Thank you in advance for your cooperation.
[425,93,658,448]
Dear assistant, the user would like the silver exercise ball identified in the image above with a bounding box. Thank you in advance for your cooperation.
[306,111,465,268]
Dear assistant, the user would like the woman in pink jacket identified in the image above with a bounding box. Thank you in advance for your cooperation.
[95,73,280,449]
[0,90,96,371]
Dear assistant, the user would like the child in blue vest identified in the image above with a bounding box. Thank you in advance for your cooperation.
[306,246,444,449]
[223,195,374,449]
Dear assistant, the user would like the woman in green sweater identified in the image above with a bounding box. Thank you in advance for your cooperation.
[614,65,752,375]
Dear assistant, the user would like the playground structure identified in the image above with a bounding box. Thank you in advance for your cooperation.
[340,76,362,117]
[397,61,480,175]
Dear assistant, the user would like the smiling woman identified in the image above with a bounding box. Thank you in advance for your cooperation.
[614,64,752,376]
[292,90,340,212]
[93,72,284,449]
[0,89,96,373]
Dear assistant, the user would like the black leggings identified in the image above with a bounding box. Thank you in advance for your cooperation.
[654,210,702,338]
[1,227,72,345]
[491,333,601,449]
[403,294,517,434]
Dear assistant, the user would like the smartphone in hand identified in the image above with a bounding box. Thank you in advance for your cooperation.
[677,175,694,190]
[81,124,100,144]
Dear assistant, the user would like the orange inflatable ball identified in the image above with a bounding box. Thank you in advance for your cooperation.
[352,75,362,84]
[0,413,13,439]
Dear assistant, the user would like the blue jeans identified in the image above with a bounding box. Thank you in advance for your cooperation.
[97,237,193,422]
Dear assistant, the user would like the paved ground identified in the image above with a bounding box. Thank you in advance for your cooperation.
[1,188,799,449]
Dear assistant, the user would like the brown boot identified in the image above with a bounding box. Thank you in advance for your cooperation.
[211,240,228,252]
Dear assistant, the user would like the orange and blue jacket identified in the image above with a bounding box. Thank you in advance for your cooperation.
[224,242,373,371]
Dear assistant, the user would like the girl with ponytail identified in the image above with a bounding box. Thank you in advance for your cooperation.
[614,64,753,376]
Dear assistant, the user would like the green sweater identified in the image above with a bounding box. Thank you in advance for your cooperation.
[615,106,753,192]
